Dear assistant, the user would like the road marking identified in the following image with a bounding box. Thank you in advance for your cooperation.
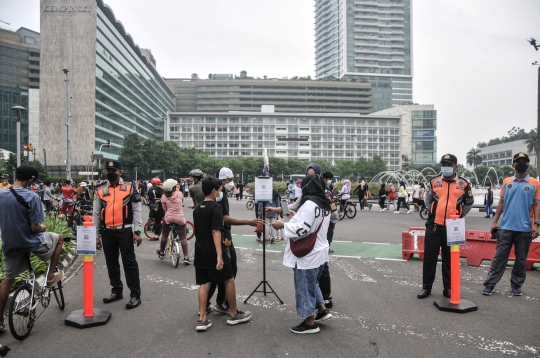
[363,242,391,245]
[255,249,281,253]
[374,257,406,261]
[333,240,352,243]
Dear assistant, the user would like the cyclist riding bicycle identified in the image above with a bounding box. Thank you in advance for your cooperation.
[0,174,11,189]
[147,178,164,241]
[188,169,205,209]
[156,179,191,264]
[0,164,64,331]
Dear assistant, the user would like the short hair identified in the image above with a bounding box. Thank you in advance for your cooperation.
[64,180,71,185]
[44,181,51,186]
[202,176,222,196]
[414,181,418,184]
[323,171,334,180]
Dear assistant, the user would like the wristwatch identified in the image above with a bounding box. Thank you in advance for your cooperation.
[534,222,540,227]
[134,230,141,235]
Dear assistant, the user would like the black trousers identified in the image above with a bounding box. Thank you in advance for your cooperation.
[208,243,237,304]
[422,223,451,290]
[101,227,141,299]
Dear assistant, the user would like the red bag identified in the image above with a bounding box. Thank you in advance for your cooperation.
[290,213,325,257]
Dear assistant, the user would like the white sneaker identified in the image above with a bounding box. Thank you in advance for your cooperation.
[381,208,387,212]
[394,211,399,214]
[407,210,412,214]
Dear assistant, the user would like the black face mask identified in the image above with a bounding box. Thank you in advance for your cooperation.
[515,163,528,173]
[106,172,119,182]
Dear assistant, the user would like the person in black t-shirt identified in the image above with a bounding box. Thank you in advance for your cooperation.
[193,176,252,332]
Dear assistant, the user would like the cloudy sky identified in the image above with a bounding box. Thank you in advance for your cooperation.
[2,0,539,165]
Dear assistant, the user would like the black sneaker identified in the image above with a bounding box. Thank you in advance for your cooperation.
[324,298,333,309]
[291,320,320,334]
[314,309,332,323]
[156,249,164,259]
[183,257,191,265]
[227,310,252,325]
[214,301,229,314]
[482,286,494,296]
[196,319,212,331]
[511,286,523,296]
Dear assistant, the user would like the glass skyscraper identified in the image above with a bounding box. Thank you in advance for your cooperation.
[315,0,412,112]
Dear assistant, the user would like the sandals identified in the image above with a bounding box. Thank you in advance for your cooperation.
[156,250,164,259]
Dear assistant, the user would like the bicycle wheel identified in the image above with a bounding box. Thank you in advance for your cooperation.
[185,221,195,240]
[8,284,34,341]
[171,240,180,268]
[336,204,345,221]
[420,208,429,220]
[53,280,65,310]
[144,221,156,239]
[345,203,357,219]
[246,200,254,210]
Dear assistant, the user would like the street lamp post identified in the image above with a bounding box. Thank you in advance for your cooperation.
[135,167,138,182]
[98,140,111,180]
[528,38,539,179]
[63,69,71,180]
[281,171,284,182]
[11,106,25,167]
[241,170,244,183]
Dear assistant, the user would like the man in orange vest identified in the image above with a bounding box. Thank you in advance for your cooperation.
[93,160,143,309]
[417,154,474,299]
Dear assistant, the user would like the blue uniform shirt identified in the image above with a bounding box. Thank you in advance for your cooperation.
[499,174,540,232]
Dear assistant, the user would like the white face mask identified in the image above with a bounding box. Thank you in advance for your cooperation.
[441,167,454,178]
[1,181,7,186]
[216,191,223,202]
[224,183,234,191]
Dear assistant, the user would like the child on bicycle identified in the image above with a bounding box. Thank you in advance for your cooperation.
[157,179,190,265]
[0,164,64,332]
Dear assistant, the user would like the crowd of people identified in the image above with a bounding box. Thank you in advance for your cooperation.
[0,151,537,338]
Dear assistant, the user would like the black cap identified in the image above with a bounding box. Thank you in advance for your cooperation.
[440,154,457,165]
[513,152,530,163]
[16,164,39,180]
[105,160,122,170]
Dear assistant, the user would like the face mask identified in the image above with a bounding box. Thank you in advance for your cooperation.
[440,167,454,177]
[2,181,7,186]
[515,163,528,173]
[216,191,223,202]
[224,183,234,191]
[106,172,118,182]
[325,181,330,188]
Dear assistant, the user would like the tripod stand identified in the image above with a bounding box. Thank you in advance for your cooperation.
[244,201,283,304]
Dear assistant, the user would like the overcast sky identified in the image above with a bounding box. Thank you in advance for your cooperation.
[2,0,539,165]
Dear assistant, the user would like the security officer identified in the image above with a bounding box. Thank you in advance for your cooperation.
[417,154,474,299]
[0,174,11,189]
[93,160,143,309]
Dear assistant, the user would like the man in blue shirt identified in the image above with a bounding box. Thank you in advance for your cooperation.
[0,164,64,331]
[483,152,540,296]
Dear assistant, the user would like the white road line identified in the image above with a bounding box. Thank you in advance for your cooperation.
[333,240,352,243]
[363,242,391,245]
[255,249,281,253]
[375,258,406,261]
[332,255,361,258]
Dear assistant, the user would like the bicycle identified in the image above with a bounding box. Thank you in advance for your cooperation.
[7,237,73,340]
[145,218,194,241]
[246,197,254,210]
[163,223,184,268]
[336,196,357,220]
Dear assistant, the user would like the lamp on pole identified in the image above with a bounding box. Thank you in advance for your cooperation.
[11,106,25,167]
[241,170,244,183]
[98,140,111,179]
[528,38,539,179]
[135,167,138,182]
[63,69,71,180]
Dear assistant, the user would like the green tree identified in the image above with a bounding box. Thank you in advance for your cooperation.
[191,73,199,80]
[401,155,412,171]
[239,70,247,78]
[334,160,356,179]
[466,148,482,168]
[29,160,48,179]
[208,73,213,79]
[526,129,537,169]
[370,155,388,178]
[119,133,146,178]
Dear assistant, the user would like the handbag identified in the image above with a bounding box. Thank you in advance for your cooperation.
[290,212,326,258]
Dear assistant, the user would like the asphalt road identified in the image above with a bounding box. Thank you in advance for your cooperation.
[2,197,539,357]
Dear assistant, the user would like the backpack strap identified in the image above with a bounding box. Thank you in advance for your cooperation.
[9,186,30,210]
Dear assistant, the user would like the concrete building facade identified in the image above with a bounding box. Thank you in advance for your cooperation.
[0,27,40,154]
[39,0,174,173]
[166,110,402,170]
[371,104,436,165]
[476,139,536,168]
[165,79,373,114]
[315,0,413,112]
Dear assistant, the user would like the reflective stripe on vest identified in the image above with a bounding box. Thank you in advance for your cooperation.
[428,177,468,226]
[97,184,133,227]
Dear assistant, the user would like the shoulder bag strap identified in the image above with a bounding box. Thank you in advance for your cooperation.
[9,186,30,210]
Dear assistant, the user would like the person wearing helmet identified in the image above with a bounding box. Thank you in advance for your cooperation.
[147,178,164,241]
[0,174,11,189]
[188,169,205,209]
[207,168,264,315]
[0,164,64,331]
[156,179,191,264]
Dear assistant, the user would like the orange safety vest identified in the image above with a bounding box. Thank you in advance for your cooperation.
[428,176,471,226]
[96,183,134,227]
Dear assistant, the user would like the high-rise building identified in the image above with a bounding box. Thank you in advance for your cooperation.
[315,0,412,112]
[39,0,174,176]
[0,27,40,154]
[165,78,373,114]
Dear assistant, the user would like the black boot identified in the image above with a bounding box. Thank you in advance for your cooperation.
[319,275,332,308]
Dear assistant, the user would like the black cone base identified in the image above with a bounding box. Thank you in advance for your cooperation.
[434,298,478,313]
[65,308,111,328]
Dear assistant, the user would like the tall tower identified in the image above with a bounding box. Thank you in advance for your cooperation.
[315,0,412,112]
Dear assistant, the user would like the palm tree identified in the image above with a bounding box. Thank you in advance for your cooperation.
[466,148,482,168]
[191,73,199,81]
